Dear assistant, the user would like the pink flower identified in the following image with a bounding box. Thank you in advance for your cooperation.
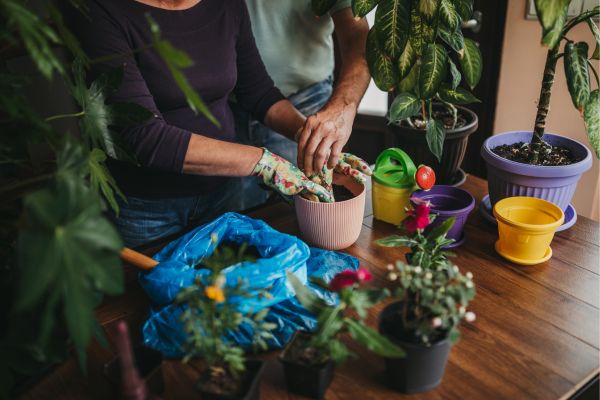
[356,267,372,282]
[404,203,431,232]
[330,270,359,292]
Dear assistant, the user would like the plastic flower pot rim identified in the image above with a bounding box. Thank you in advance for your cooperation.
[481,131,592,178]
[493,197,564,232]
[411,185,475,215]
[295,180,365,206]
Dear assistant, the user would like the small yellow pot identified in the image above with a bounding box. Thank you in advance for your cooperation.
[493,197,564,265]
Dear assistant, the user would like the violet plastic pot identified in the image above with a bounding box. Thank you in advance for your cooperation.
[411,185,475,248]
[481,131,592,212]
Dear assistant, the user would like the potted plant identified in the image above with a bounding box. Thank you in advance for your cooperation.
[480,2,597,222]
[283,268,405,399]
[375,211,476,393]
[175,256,277,400]
[314,0,481,184]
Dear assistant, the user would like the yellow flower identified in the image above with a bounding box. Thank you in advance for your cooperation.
[205,285,225,303]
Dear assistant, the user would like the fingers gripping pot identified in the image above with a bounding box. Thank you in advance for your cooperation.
[372,148,435,225]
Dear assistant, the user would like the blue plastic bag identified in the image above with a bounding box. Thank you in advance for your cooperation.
[138,212,358,358]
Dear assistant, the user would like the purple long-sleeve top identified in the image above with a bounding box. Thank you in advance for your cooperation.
[72,0,284,197]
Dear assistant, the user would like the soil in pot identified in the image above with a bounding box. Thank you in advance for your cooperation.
[379,302,451,394]
[401,109,468,131]
[332,184,354,202]
[279,333,335,400]
[197,360,264,400]
[194,242,260,270]
[492,141,580,166]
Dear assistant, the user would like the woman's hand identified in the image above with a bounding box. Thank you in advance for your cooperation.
[253,148,334,203]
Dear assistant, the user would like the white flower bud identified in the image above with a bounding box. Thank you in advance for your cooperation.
[453,265,459,273]
[431,317,442,328]
[388,272,398,281]
[414,266,422,274]
[466,271,473,279]
[425,272,432,280]
[459,306,466,314]
[466,281,474,288]
[465,311,476,322]
[386,263,394,271]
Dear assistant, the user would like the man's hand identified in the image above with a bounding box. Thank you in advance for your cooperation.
[296,101,356,177]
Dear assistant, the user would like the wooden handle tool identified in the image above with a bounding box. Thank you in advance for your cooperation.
[120,248,159,270]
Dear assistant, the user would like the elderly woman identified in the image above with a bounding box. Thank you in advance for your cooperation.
[71,0,370,248]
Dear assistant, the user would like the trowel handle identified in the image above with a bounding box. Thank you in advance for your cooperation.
[120,248,159,270]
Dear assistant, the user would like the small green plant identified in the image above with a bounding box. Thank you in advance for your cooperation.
[375,201,476,344]
[529,2,600,161]
[176,235,275,395]
[197,239,259,270]
[286,268,405,365]
[313,0,482,161]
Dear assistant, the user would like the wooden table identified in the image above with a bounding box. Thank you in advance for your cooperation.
[22,176,600,400]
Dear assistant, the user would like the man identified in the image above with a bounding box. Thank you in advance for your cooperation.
[234,0,371,209]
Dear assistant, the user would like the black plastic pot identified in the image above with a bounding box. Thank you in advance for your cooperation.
[379,302,451,394]
[389,104,478,185]
[279,332,335,400]
[104,345,165,398]
[197,359,265,400]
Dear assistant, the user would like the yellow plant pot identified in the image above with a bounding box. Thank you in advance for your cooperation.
[372,180,415,225]
[493,197,564,265]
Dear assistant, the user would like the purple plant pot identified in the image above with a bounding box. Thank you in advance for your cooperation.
[412,185,475,248]
[481,131,592,211]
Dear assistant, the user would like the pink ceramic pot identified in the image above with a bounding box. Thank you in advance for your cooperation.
[294,173,366,250]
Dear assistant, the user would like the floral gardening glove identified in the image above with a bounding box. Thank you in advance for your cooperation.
[253,148,333,203]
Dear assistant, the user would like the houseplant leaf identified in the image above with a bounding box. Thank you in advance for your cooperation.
[460,38,482,89]
[375,0,411,59]
[534,0,570,48]
[352,0,380,18]
[398,40,417,79]
[419,44,447,99]
[438,85,480,104]
[88,148,126,214]
[439,23,465,55]
[426,118,445,161]
[312,0,337,16]
[367,27,399,90]
[397,60,420,93]
[345,318,405,357]
[410,8,436,56]
[287,272,328,314]
[375,235,418,247]
[448,58,462,89]
[564,41,590,111]
[428,216,456,240]
[583,89,600,157]
[588,19,600,60]
[418,0,439,20]
[453,0,473,21]
[389,93,421,121]
[440,0,459,30]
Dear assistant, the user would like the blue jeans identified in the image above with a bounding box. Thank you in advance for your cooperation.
[111,182,239,249]
[232,76,333,210]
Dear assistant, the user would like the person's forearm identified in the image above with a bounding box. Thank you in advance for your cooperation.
[182,134,263,176]
[263,99,306,140]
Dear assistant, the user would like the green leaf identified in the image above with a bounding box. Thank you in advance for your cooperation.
[565,41,591,111]
[146,15,220,127]
[375,235,418,247]
[345,318,405,358]
[589,19,600,60]
[448,58,462,89]
[16,174,123,369]
[534,0,569,48]
[375,0,411,59]
[409,8,436,56]
[88,148,126,214]
[460,38,482,89]
[583,89,600,157]
[389,93,421,121]
[397,40,417,79]
[366,27,399,91]
[454,0,473,21]
[419,0,439,19]
[440,0,459,30]
[397,60,420,93]
[352,0,380,18]
[426,118,445,161]
[438,85,480,104]
[312,0,337,16]
[428,216,456,240]
[419,44,447,98]
[287,272,328,314]
[439,24,465,55]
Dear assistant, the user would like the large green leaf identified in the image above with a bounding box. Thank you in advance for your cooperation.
[440,0,459,30]
[428,216,456,240]
[345,318,405,358]
[397,60,420,93]
[389,93,421,121]
[366,27,399,90]
[438,85,480,104]
[16,174,124,367]
[534,0,570,48]
[453,0,473,21]
[564,42,590,111]
[352,0,380,17]
[409,8,436,56]
[460,38,482,89]
[439,23,465,55]
[397,40,417,79]
[587,19,600,60]
[419,44,447,98]
[89,148,126,214]
[375,0,411,59]
[312,0,337,16]
[583,89,600,157]
[147,15,220,127]
[419,0,439,20]
[448,58,462,89]
[375,235,418,247]
[426,118,445,161]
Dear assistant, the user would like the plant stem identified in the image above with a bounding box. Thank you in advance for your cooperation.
[45,111,85,122]
[531,46,560,163]
[562,9,600,37]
